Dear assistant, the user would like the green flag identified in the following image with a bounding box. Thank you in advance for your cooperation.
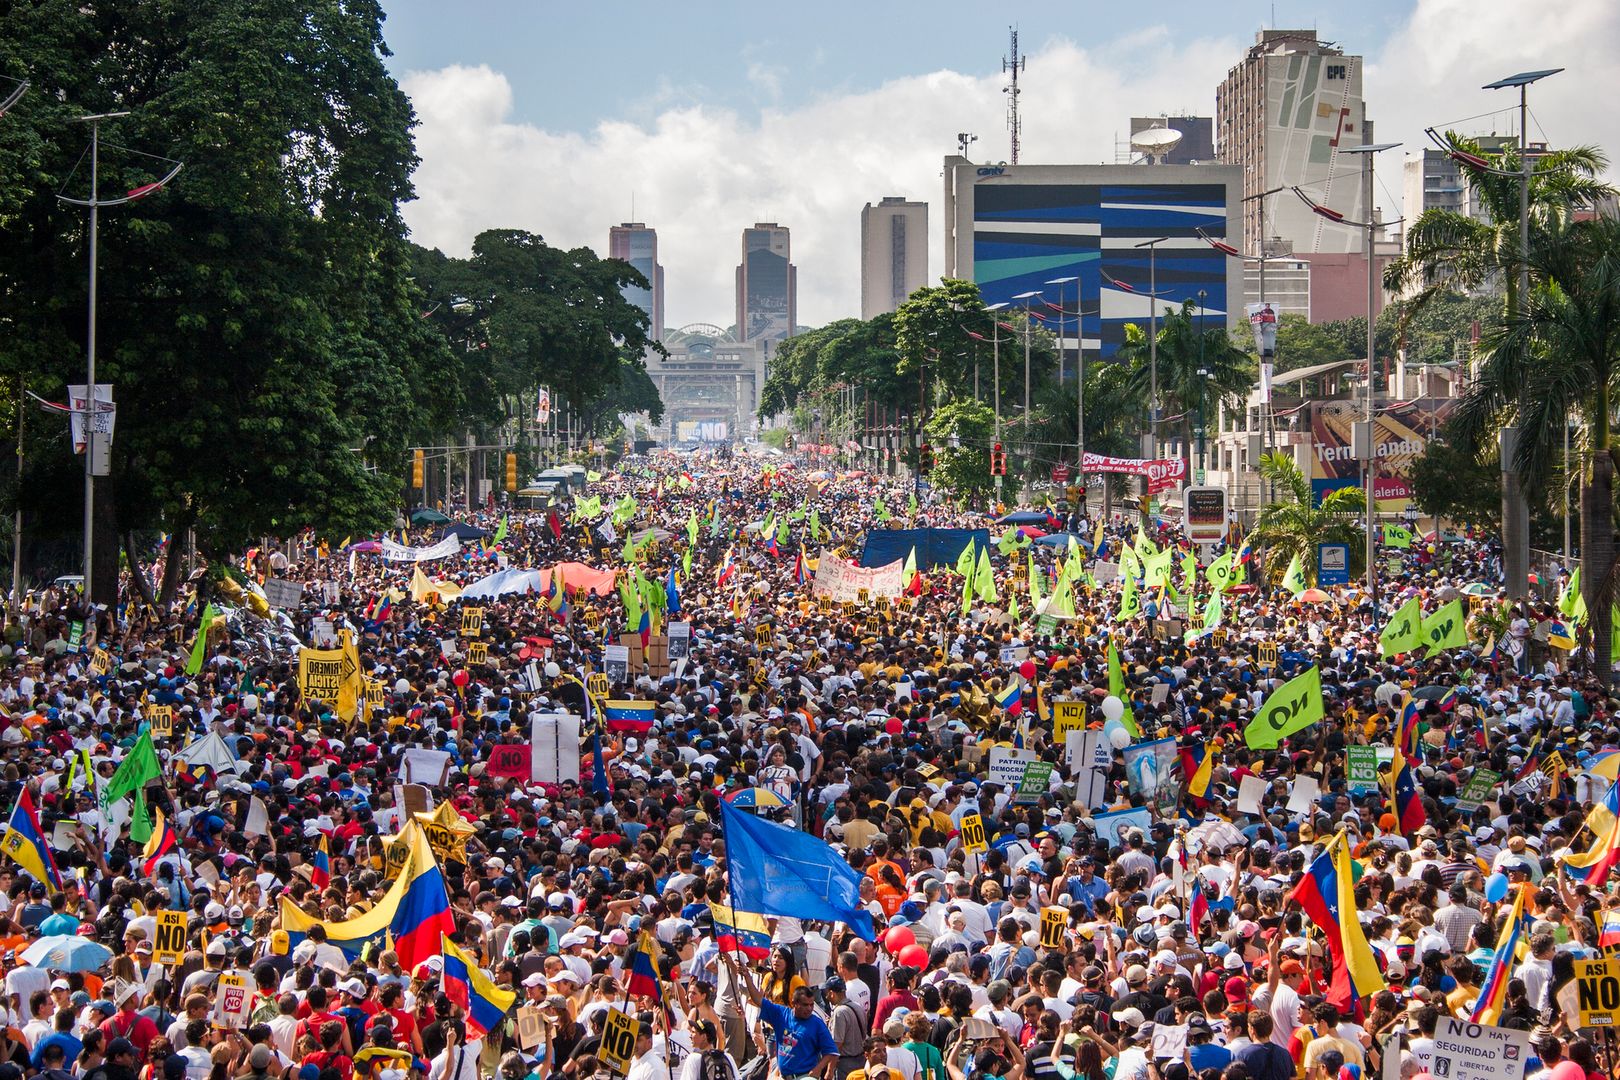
[908,492,918,517]
[996,528,1020,556]
[1107,641,1141,738]
[1008,594,1021,622]
[1119,543,1140,582]
[586,469,602,482]
[1142,547,1174,589]
[960,563,974,616]
[776,516,790,545]
[1382,523,1413,549]
[682,546,693,580]
[1028,553,1043,607]
[1560,568,1589,625]
[612,495,638,527]
[1117,575,1141,621]
[184,603,217,677]
[686,512,699,548]
[1046,574,1076,618]
[761,511,776,539]
[975,546,998,603]
[1243,666,1326,749]
[1180,551,1198,594]
[103,731,162,843]
[1202,589,1224,631]
[1421,599,1469,655]
[493,516,509,544]
[1206,551,1237,592]
[1280,552,1309,597]
[1379,595,1425,656]
[954,541,977,579]
[808,509,822,542]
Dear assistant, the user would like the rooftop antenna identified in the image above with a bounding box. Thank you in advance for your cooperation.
[630,190,635,221]
[1002,26,1025,164]
[956,132,978,158]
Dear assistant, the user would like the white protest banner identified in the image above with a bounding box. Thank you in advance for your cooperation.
[400,748,453,787]
[1286,774,1321,817]
[1151,1024,1188,1061]
[1430,1017,1530,1080]
[1235,774,1268,816]
[263,578,304,610]
[987,747,1038,790]
[381,535,462,563]
[812,549,906,602]
[530,713,582,786]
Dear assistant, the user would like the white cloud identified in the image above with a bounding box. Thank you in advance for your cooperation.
[400,0,1619,331]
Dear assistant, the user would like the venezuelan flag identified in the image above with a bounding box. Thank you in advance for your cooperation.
[994,681,1023,715]
[1288,832,1386,1016]
[1549,620,1577,650]
[1600,909,1620,951]
[276,820,451,970]
[1181,746,1214,800]
[1562,793,1620,888]
[440,935,516,1039]
[604,701,656,734]
[716,546,737,587]
[1470,883,1531,1024]
[1,789,61,890]
[708,903,771,959]
[310,833,331,889]
[1390,750,1426,837]
[140,809,177,879]
[1395,698,1424,763]
[626,929,664,1002]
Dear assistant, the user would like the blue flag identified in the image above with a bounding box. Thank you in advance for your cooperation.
[719,802,875,940]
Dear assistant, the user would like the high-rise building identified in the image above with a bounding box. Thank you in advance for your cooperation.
[1217,30,1371,256]
[735,223,796,344]
[860,197,928,319]
[608,223,664,342]
[1128,116,1215,165]
[1401,136,1534,225]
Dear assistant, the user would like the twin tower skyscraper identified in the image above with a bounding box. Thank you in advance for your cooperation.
[607,221,796,345]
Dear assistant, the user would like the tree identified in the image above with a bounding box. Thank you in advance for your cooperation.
[757,316,905,420]
[1250,451,1365,586]
[1456,217,1620,681]
[1269,313,1362,373]
[1384,134,1613,317]
[1116,300,1254,473]
[0,0,449,597]
[923,399,998,503]
[1405,430,1503,532]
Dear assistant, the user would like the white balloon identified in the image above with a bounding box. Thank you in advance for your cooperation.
[242,694,259,712]
[1101,696,1124,723]
[544,661,561,679]
[395,679,411,695]
[1108,725,1132,750]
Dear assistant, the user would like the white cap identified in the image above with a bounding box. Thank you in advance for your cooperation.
[204,902,226,921]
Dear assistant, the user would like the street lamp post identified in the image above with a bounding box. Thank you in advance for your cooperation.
[1128,239,1175,460]
[1483,67,1561,600]
[1012,291,1042,439]
[1330,140,1401,604]
[1044,276,1078,386]
[56,113,182,600]
[1195,289,1208,478]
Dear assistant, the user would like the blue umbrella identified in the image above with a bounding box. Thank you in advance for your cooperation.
[20,935,113,974]
[1032,532,1091,549]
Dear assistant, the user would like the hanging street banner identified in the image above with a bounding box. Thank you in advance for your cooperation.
[1080,452,1187,494]
[381,535,462,563]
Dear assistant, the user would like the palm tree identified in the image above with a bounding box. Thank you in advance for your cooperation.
[1456,216,1620,681]
[1115,300,1254,474]
[1250,451,1365,587]
[1384,135,1613,316]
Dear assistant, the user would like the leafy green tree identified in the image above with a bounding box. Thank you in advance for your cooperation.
[923,399,999,503]
[1116,300,1254,473]
[0,0,451,598]
[1269,314,1362,372]
[757,316,905,419]
[1384,134,1613,316]
[1405,431,1502,532]
[1250,451,1365,586]
[1456,217,1620,680]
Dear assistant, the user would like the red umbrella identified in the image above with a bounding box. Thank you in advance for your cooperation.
[1297,588,1332,604]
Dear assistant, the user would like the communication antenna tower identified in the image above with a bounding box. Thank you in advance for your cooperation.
[1003,27,1025,164]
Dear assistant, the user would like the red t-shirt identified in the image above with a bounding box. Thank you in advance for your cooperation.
[101,1010,159,1059]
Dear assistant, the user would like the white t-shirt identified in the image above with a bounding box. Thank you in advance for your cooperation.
[428,1039,485,1080]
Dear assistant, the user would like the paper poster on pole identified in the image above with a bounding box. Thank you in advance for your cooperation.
[1285,774,1321,817]
[530,713,582,786]
[604,645,630,684]
[1235,774,1268,816]
[667,622,691,661]
[987,747,1038,790]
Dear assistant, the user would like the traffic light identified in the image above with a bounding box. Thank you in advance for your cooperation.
[504,452,518,492]
[990,443,1006,476]
[918,443,934,474]
[412,449,425,488]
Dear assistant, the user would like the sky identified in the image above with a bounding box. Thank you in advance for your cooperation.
[383,0,1619,330]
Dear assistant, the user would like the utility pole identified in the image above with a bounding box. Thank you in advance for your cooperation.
[1002,27,1025,164]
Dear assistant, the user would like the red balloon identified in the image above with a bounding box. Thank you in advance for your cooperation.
[898,944,929,969]
[1018,660,1037,681]
[452,669,470,688]
[884,926,916,953]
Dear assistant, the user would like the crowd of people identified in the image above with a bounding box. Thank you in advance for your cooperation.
[0,448,1611,1080]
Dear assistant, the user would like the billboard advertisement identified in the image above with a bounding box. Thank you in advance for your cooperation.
[1309,398,1455,511]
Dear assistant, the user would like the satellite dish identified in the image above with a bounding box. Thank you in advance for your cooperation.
[1131,125,1183,165]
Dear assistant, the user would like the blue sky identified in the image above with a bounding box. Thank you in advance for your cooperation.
[384,1,1616,327]
[381,1,1412,134]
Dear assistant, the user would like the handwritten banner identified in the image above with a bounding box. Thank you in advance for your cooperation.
[812,550,905,602]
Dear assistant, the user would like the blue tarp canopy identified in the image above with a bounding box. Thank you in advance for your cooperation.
[440,522,492,541]
[1033,532,1091,548]
[996,511,1051,525]
[859,528,992,570]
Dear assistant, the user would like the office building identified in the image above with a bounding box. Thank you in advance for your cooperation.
[941,158,1244,359]
[1401,136,1533,224]
[735,223,796,344]
[860,197,929,319]
[1128,116,1215,165]
[1216,30,1372,256]
[607,223,665,342]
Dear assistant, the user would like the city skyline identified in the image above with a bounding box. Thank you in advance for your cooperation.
[390,1,1617,329]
